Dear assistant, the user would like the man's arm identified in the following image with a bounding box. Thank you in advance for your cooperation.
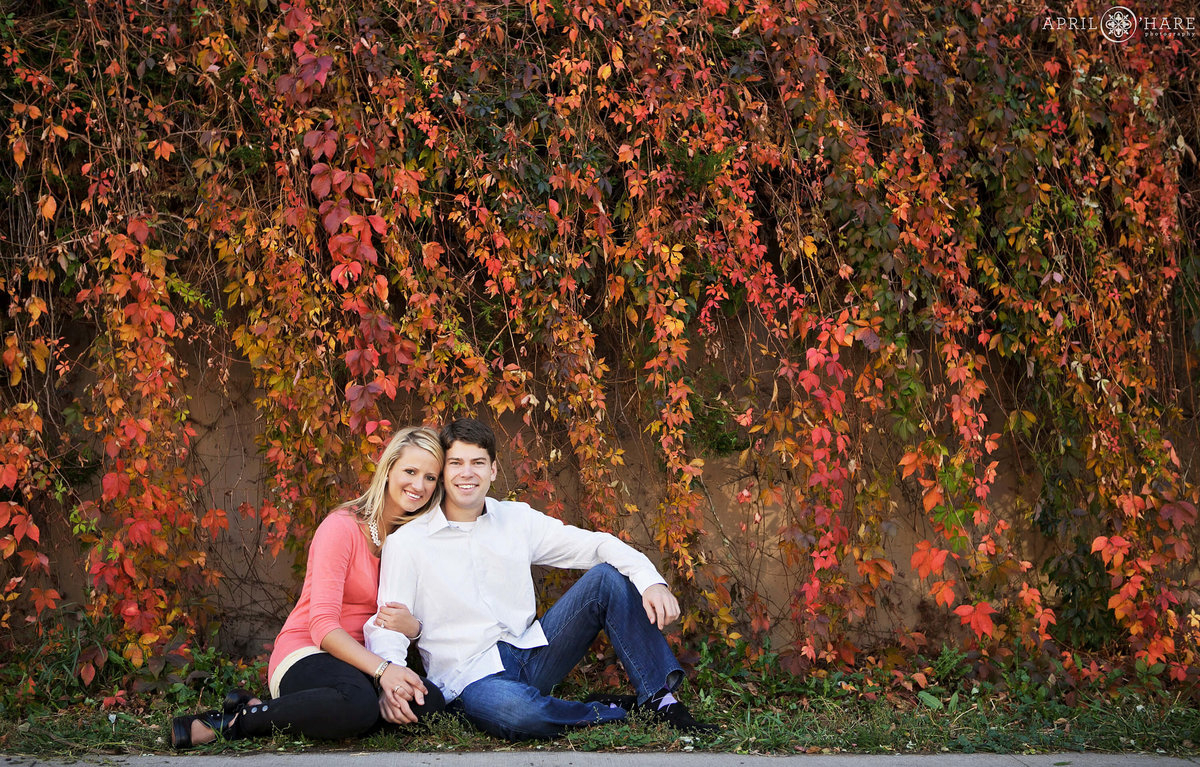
[523,505,677,626]
[363,532,427,721]
[364,532,418,663]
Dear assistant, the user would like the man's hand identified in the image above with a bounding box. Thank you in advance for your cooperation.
[378,692,418,724]
[642,583,680,630]
[380,663,426,722]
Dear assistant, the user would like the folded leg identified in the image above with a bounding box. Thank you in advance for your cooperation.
[452,672,624,741]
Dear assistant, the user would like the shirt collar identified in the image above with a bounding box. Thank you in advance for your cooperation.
[423,498,491,535]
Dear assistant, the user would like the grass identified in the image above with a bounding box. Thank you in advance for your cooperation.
[2,679,1199,757]
[1,629,1198,757]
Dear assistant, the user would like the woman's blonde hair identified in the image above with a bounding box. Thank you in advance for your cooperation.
[342,426,444,538]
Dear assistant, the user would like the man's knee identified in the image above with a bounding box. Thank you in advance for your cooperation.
[582,563,636,598]
[410,679,446,721]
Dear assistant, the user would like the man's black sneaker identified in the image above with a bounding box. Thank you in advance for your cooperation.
[584,692,718,734]
[584,693,639,710]
[649,700,719,734]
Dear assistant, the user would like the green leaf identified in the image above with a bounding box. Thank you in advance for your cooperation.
[917,691,943,710]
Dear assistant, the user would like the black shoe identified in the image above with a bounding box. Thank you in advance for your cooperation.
[648,700,719,735]
[170,707,246,749]
[221,688,255,714]
[583,693,640,710]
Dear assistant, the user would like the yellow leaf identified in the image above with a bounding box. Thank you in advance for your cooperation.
[25,297,46,322]
[801,235,817,259]
[598,63,612,80]
[31,340,49,374]
[39,194,57,220]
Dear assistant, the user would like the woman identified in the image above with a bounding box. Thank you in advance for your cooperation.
[171,426,446,748]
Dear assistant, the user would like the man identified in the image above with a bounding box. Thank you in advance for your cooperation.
[364,418,714,740]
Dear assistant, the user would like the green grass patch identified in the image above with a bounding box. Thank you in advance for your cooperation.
[1,637,1198,757]
[2,679,1198,757]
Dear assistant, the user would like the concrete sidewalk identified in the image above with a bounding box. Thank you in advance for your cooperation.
[1,753,1196,766]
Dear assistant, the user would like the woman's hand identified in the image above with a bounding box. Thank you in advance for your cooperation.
[375,601,421,638]
[378,663,427,724]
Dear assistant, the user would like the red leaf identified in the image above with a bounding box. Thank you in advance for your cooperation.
[0,463,18,490]
[320,198,351,233]
[1160,502,1197,531]
[127,219,151,244]
[953,601,997,639]
[310,163,332,199]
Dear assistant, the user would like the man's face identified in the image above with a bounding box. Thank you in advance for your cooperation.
[442,439,497,513]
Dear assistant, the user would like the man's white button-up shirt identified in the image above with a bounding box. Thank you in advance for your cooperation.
[363,497,667,701]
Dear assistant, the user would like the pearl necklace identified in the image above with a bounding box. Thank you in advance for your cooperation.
[368,518,381,548]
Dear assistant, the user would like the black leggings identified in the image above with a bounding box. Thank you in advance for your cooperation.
[237,653,444,740]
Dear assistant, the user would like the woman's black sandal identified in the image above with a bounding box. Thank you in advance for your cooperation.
[170,707,245,749]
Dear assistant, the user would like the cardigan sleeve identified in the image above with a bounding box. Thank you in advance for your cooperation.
[304,512,358,648]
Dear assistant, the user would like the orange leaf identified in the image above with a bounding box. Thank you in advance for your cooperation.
[929,579,956,607]
[911,540,949,579]
[922,486,943,513]
[39,194,57,220]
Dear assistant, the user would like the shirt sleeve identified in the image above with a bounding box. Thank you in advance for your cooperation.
[523,505,668,594]
[363,529,417,665]
[306,514,356,648]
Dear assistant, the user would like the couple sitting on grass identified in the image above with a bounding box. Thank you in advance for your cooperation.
[172,418,714,748]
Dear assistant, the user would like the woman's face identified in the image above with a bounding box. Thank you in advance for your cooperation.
[384,445,442,521]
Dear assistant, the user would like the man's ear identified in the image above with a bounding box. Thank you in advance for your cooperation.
[489,461,498,480]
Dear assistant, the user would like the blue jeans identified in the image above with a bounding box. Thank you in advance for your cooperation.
[451,564,684,740]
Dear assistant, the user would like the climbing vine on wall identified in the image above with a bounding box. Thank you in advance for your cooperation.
[1,0,1197,690]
